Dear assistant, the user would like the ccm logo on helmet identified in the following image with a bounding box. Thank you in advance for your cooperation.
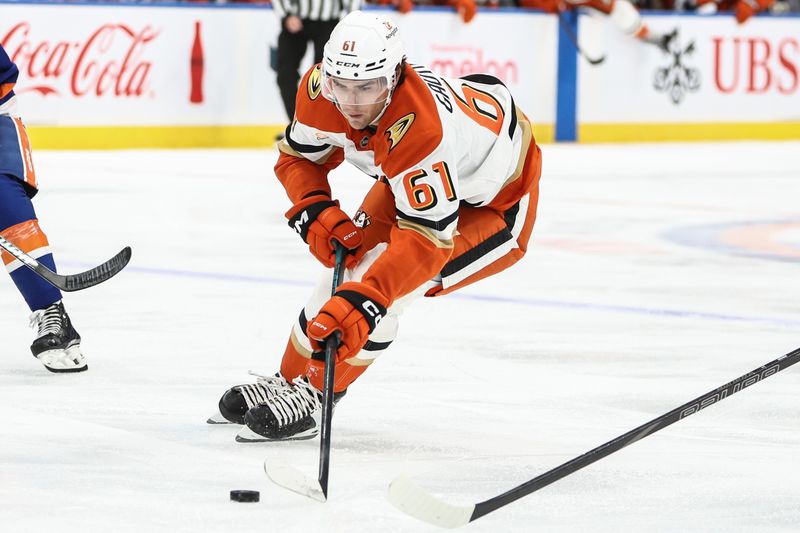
[336,61,361,68]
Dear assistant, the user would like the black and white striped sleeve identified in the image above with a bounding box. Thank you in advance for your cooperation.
[275,0,362,21]
[272,0,297,19]
[341,0,364,17]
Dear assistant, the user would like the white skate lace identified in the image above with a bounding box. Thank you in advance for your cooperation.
[236,372,289,409]
[266,377,322,427]
[29,303,63,337]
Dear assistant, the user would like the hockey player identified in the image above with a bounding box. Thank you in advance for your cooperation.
[691,0,775,24]
[519,0,675,53]
[217,11,542,441]
[0,44,86,372]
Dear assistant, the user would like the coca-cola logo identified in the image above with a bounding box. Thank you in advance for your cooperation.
[2,22,159,98]
[429,45,518,84]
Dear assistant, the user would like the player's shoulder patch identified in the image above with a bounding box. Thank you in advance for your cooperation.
[385,113,415,152]
[307,64,322,101]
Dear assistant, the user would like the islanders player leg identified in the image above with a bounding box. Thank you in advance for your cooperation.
[0,117,86,372]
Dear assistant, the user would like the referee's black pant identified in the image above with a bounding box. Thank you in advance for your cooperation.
[276,18,339,121]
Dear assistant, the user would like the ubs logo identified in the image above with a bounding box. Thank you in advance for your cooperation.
[653,29,700,105]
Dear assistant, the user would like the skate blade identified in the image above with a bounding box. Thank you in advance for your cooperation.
[235,425,317,443]
[37,344,88,373]
[206,412,235,425]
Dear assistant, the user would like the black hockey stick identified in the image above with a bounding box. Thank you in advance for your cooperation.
[0,234,131,292]
[264,243,346,502]
[558,12,606,66]
[388,346,800,528]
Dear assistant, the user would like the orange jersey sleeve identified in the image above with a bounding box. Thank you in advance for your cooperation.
[362,224,452,306]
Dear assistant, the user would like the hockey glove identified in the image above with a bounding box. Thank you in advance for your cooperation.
[286,196,364,268]
[307,281,389,362]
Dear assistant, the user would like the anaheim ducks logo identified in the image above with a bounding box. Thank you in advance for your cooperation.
[307,65,322,100]
[385,113,415,152]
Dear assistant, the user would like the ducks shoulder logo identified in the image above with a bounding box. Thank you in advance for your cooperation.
[653,29,701,105]
[385,113,415,152]
[307,65,322,100]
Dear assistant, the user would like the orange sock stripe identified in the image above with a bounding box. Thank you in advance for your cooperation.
[1,219,49,266]
[280,332,312,382]
[12,117,37,189]
[0,82,15,100]
[306,359,370,393]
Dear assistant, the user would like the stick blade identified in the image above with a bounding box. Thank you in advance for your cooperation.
[387,476,475,529]
[61,246,132,292]
[264,461,326,502]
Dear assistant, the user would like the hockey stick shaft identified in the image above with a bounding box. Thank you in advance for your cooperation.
[388,346,800,527]
[0,234,131,292]
[317,244,346,499]
[557,12,605,66]
[469,346,800,521]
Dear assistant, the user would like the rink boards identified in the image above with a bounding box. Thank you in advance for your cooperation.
[0,2,798,147]
[576,13,800,142]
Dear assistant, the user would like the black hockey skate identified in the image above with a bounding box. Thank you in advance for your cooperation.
[210,372,289,424]
[236,376,346,442]
[29,300,86,373]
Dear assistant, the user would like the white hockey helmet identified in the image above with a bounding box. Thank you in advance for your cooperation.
[321,11,406,109]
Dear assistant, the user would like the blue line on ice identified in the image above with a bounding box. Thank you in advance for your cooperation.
[60,261,800,329]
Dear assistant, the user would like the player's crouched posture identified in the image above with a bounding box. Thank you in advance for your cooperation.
[217,11,542,440]
[0,43,85,372]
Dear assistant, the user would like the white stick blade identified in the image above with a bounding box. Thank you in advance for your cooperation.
[387,476,474,529]
[264,461,326,502]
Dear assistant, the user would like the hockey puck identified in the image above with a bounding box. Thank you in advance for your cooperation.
[230,489,260,503]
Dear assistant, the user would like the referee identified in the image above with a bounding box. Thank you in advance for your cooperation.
[272,0,363,130]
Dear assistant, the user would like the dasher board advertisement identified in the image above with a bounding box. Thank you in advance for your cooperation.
[400,10,558,132]
[0,4,557,147]
[0,4,283,127]
[577,13,800,141]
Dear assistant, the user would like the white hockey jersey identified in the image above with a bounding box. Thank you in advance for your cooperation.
[275,62,539,303]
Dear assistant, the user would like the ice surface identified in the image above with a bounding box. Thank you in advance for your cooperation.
[1,141,799,532]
